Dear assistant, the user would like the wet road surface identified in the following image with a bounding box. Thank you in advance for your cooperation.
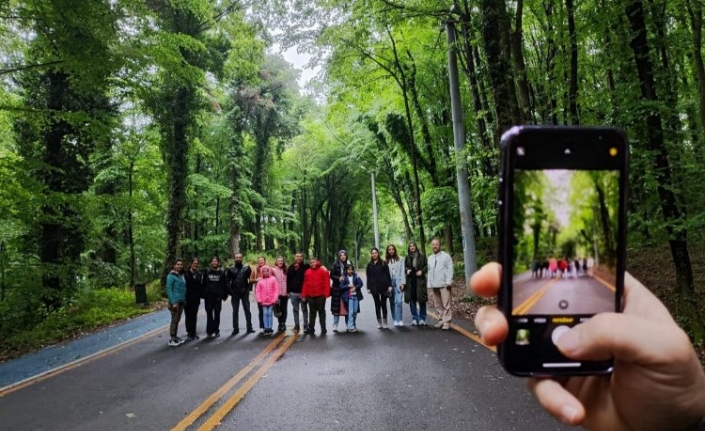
[512,273,614,315]
[1,294,572,431]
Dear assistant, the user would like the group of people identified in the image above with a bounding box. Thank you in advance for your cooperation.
[164,238,455,345]
[530,256,595,279]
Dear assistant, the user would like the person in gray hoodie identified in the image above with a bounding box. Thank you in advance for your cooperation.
[427,239,453,330]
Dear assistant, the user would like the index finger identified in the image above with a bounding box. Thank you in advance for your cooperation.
[470,262,502,298]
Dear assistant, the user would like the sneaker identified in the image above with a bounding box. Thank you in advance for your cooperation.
[215,331,220,338]
[393,321,399,327]
[304,328,315,335]
[168,338,181,347]
[293,325,300,332]
[321,328,327,334]
[333,327,338,333]
[186,334,198,341]
[174,336,184,343]
[348,328,358,333]
[441,324,450,331]
[246,328,256,334]
[411,320,418,326]
[419,320,426,326]
[303,324,309,331]
[398,321,405,327]
[206,333,214,339]
[435,321,444,329]
[382,320,388,329]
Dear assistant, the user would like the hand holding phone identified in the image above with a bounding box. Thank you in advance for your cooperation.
[498,126,628,376]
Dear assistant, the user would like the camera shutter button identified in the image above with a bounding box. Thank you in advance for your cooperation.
[551,325,571,346]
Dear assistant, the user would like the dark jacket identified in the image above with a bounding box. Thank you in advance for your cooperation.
[184,269,203,304]
[366,259,392,296]
[286,263,310,294]
[203,268,228,298]
[330,257,352,315]
[404,251,428,303]
[226,263,252,297]
[341,273,364,301]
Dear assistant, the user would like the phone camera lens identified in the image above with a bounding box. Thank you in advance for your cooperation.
[517,147,525,156]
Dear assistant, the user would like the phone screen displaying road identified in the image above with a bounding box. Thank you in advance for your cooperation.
[511,169,619,316]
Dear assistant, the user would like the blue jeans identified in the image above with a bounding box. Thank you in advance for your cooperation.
[347,297,359,330]
[392,279,404,321]
[262,305,274,330]
[410,301,427,322]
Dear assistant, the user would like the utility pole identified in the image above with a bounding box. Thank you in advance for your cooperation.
[447,7,477,295]
[371,171,380,250]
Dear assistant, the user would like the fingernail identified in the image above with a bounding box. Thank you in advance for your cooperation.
[560,405,579,425]
[556,329,580,353]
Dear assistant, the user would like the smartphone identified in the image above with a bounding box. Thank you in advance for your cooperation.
[498,126,628,376]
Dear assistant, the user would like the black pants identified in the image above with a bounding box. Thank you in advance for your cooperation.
[184,300,200,336]
[277,296,289,327]
[308,296,327,330]
[205,293,223,335]
[231,293,252,330]
[372,293,388,320]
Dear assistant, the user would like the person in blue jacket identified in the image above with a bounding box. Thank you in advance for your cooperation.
[166,259,187,346]
[341,264,363,332]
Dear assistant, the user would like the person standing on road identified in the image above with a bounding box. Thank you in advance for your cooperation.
[287,252,310,332]
[226,253,255,336]
[404,242,428,326]
[366,247,393,329]
[301,257,331,335]
[385,244,406,327]
[166,259,187,346]
[342,264,363,332]
[427,239,453,330]
[271,257,288,332]
[249,256,267,332]
[255,266,279,335]
[330,249,352,332]
[184,258,203,341]
[203,256,228,338]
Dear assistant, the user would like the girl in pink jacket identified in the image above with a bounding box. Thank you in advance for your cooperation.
[256,266,279,335]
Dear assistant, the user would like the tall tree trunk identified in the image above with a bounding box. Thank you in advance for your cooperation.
[164,86,191,279]
[625,0,703,341]
[481,0,522,139]
[510,0,532,123]
[686,0,705,157]
[566,0,580,125]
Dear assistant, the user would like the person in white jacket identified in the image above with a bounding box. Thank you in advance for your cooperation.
[427,239,454,330]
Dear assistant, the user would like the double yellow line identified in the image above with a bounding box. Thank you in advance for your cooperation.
[512,279,558,315]
[171,332,298,431]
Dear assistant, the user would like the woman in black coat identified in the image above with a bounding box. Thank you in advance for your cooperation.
[366,247,392,329]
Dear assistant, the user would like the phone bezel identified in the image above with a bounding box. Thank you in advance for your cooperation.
[498,126,628,377]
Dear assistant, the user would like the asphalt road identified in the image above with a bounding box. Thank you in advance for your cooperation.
[0,294,572,431]
[512,273,615,315]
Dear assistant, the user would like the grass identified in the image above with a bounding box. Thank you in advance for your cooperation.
[0,281,166,362]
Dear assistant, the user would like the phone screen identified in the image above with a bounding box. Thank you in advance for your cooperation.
[499,127,627,376]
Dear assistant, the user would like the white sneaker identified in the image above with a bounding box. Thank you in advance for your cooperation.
[393,321,399,327]
[398,321,405,327]
[419,320,426,326]
[411,319,418,326]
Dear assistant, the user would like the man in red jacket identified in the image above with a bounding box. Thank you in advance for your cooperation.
[301,257,331,335]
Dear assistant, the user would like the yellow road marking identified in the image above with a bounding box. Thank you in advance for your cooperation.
[427,312,496,352]
[170,332,287,431]
[0,324,166,397]
[196,334,299,431]
[512,279,558,315]
[591,274,616,292]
